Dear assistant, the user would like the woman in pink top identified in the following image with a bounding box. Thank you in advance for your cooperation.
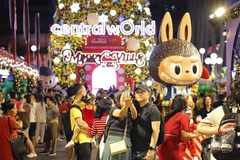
[157,94,199,160]
[87,97,112,138]
[87,97,113,160]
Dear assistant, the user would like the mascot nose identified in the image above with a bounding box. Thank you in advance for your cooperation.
[186,70,189,73]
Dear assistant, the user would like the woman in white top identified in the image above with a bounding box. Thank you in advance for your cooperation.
[35,95,47,144]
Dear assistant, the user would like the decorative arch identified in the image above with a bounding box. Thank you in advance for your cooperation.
[92,66,117,94]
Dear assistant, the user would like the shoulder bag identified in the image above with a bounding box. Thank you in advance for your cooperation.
[7,117,27,159]
[109,117,128,155]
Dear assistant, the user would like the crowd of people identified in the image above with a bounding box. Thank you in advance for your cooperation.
[0,79,239,160]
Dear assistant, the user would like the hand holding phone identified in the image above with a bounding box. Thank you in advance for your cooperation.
[124,87,130,98]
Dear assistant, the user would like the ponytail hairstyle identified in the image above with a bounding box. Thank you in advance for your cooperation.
[82,93,96,104]
[2,100,15,114]
[38,94,44,107]
[94,97,113,119]
[164,94,187,123]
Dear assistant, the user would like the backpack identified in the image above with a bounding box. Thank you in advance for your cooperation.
[64,104,82,137]
[136,103,165,146]
[211,104,240,160]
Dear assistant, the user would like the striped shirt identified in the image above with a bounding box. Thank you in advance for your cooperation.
[87,114,108,137]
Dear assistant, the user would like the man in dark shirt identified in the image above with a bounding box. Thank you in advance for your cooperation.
[132,84,161,160]
[212,93,226,108]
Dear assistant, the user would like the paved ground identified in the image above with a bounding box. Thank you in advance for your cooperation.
[25,136,98,160]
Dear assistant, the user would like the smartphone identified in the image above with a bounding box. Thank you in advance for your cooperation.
[124,87,131,97]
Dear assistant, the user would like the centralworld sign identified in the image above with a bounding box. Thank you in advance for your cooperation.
[50,20,155,36]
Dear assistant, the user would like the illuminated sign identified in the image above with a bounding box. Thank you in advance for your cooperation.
[82,34,126,53]
[60,49,145,70]
[50,20,155,36]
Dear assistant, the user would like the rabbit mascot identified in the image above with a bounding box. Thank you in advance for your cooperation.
[149,12,202,106]
[149,12,203,160]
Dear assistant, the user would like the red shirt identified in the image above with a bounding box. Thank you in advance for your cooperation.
[164,112,190,138]
[59,102,71,114]
[0,116,18,160]
[82,105,95,128]
[13,99,20,110]
[158,112,190,160]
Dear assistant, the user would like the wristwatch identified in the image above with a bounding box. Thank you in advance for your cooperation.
[149,146,155,151]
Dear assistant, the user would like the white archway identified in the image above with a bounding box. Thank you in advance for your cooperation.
[92,66,116,95]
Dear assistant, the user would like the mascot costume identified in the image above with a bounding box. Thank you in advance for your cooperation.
[39,66,57,90]
[149,12,203,159]
[149,12,202,108]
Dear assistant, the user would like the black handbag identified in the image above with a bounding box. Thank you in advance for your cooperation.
[7,117,27,159]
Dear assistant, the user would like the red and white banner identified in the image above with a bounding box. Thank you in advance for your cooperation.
[82,34,126,53]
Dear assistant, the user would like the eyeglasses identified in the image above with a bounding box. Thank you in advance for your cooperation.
[135,90,147,95]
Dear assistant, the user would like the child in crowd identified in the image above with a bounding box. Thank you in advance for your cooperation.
[65,93,96,149]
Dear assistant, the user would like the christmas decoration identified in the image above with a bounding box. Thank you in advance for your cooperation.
[39,67,57,89]
[49,0,155,85]
[224,4,240,21]
[27,75,36,94]
[236,61,240,78]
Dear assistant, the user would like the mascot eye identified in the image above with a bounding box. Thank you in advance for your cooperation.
[170,63,182,76]
[49,78,54,84]
[191,62,199,74]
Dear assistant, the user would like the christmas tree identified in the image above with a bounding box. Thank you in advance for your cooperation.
[49,0,156,85]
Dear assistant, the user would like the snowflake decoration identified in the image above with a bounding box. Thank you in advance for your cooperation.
[99,14,108,23]
[147,0,150,6]
[118,15,125,22]
[137,2,143,12]
[53,12,57,19]
[86,1,90,8]
[70,2,80,13]
[63,43,71,50]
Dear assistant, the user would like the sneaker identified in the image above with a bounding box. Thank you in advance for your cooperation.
[65,140,75,149]
[58,137,63,141]
[49,152,56,156]
[27,153,37,158]
[40,151,49,155]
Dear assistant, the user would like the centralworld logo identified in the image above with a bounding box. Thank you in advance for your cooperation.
[50,20,155,36]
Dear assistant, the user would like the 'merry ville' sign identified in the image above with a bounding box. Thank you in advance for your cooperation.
[61,49,146,70]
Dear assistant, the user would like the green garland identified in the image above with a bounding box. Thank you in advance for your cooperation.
[37,80,43,94]
[225,5,240,21]
[27,75,35,94]
[13,70,21,97]
[236,62,240,78]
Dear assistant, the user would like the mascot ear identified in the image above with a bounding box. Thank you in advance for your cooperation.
[159,12,173,43]
[178,12,192,42]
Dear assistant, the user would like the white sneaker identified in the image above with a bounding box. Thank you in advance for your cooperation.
[65,140,75,149]
[58,137,63,141]
[27,153,37,158]
[49,152,56,156]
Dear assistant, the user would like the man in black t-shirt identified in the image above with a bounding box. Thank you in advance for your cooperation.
[132,84,161,160]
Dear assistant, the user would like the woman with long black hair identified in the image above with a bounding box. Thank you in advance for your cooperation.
[157,94,198,160]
